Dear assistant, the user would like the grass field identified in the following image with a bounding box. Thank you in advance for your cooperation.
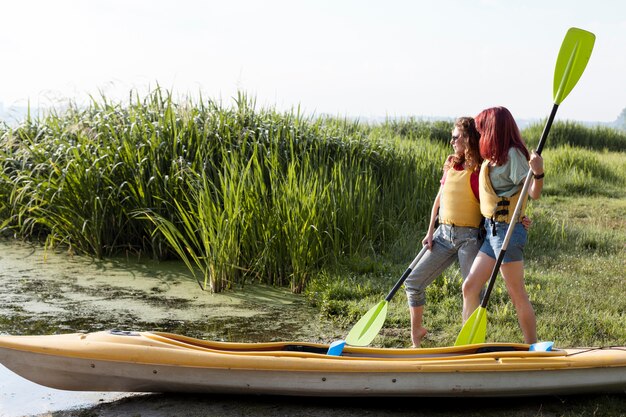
[305,147,626,348]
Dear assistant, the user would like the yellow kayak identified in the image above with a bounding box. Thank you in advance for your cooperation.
[0,330,624,397]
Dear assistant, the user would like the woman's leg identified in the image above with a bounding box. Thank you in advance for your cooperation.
[457,235,483,282]
[405,227,457,347]
[409,306,428,347]
[462,252,495,321]
[500,261,537,344]
[405,246,455,347]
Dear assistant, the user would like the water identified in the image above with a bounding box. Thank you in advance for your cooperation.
[0,239,341,416]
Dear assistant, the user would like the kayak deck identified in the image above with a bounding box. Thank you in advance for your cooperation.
[146,330,539,358]
[0,331,624,396]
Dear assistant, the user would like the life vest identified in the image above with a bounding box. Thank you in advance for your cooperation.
[439,167,482,228]
[479,160,527,224]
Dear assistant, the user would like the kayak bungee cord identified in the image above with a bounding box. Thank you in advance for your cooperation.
[564,346,626,357]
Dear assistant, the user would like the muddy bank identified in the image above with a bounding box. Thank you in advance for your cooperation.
[37,391,626,417]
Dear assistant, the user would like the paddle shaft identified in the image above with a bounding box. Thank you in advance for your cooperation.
[385,245,428,302]
[479,103,558,309]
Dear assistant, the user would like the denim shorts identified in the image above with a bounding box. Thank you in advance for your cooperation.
[404,224,483,307]
[479,219,527,263]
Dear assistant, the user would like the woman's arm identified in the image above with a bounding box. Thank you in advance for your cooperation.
[528,151,544,200]
[423,186,442,249]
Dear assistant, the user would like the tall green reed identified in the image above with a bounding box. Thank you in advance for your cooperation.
[0,90,446,292]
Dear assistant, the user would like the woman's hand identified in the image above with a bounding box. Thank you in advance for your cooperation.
[521,215,532,231]
[529,151,544,176]
[529,151,544,200]
[422,231,434,250]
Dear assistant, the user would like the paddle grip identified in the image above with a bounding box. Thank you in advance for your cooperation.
[385,246,429,302]
[386,269,412,302]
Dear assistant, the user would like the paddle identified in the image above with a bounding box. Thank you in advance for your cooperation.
[454,27,596,346]
[345,245,429,346]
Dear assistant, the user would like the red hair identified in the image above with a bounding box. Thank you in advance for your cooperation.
[475,107,529,165]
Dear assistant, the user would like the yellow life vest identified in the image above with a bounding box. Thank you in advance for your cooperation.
[439,167,482,228]
[479,160,527,223]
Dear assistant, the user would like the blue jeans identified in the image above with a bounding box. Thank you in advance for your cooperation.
[405,224,483,307]
[480,219,527,263]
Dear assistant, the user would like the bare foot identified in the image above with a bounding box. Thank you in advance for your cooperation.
[411,327,428,348]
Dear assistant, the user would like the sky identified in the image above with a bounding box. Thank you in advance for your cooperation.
[1,0,625,123]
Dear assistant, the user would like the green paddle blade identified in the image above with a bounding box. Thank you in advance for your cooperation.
[455,307,487,346]
[553,28,596,105]
[345,300,388,346]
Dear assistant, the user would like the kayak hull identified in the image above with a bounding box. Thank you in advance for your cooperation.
[3,350,625,397]
[1,331,625,397]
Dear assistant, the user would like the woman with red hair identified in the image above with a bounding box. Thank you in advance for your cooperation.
[461,106,544,344]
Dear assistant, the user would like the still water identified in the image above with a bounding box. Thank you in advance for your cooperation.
[0,239,340,416]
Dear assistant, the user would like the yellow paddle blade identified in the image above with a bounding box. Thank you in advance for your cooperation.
[553,28,596,105]
[345,300,388,346]
[455,307,487,346]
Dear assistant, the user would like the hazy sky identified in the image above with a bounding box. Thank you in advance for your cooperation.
[2,0,625,122]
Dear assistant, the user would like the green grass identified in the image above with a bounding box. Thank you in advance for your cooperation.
[540,146,626,197]
[523,119,626,152]
[306,148,626,349]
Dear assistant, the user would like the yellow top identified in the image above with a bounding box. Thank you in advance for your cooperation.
[479,161,527,223]
[439,167,482,228]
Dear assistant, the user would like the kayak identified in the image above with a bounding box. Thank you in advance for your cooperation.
[0,330,624,397]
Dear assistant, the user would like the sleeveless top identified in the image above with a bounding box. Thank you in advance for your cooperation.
[439,167,482,228]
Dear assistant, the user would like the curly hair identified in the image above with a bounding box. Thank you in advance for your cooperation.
[447,116,482,172]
